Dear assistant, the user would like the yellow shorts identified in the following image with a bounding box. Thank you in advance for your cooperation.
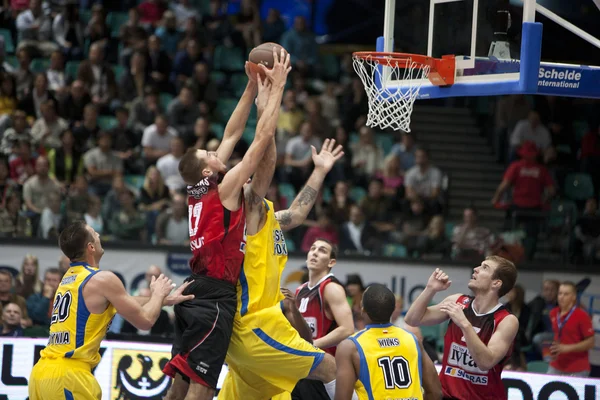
[29,358,101,400]
[218,304,325,400]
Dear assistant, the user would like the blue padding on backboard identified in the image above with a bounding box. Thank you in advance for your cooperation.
[375,36,387,90]
[519,22,543,93]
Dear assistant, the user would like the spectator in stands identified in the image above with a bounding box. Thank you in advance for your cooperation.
[59,80,91,123]
[451,206,495,261]
[0,269,31,327]
[360,178,395,236]
[85,5,110,47]
[328,180,353,224]
[548,282,595,377]
[64,175,90,222]
[291,73,309,106]
[404,147,443,215]
[201,0,233,46]
[301,209,339,252]
[13,48,33,101]
[48,129,83,186]
[351,126,384,186]
[155,11,182,58]
[266,180,287,211]
[339,204,379,255]
[187,62,218,114]
[9,139,35,184]
[277,89,304,143]
[580,124,600,194]
[280,16,318,76]
[345,273,366,330]
[23,156,60,222]
[494,95,531,163]
[0,303,24,337]
[528,279,559,358]
[19,73,54,119]
[120,51,152,105]
[77,43,117,113]
[171,39,203,90]
[0,74,18,128]
[58,254,70,275]
[191,117,216,149]
[14,254,42,299]
[110,107,142,174]
[504,284,530,371]
[0,157,14,205]
[390,131,416,172]
[120,287,173,336]
[341,79,368,132]
[0,110,30,156]
[47,51,67,96]
[375,154,404,198]
[84,131,124,197]
[319,82,340,126]
[39,191,65,239]
[234,0,261,49]
[0,189,27,237]
[142,114,178,166]
[31,99,68,149]
[167,85,200,139]
[157,136,186,193]
[171,0,199,26]
[155,193,189,245]
[26,267,62,327]
[109,188,146,241]
[120,7,145,48]
[147,35,172,93]
[262,8,285,43]
[139,165,170,237]
[574,198,600,264]
[84,195,104,234]
[52,3,85,61]
[284,121,321,190]
[414,215,451,258]
[15,0,58,57]
[130,86,161,135]
[102,175,128,224]
[304,97,332,139]
[509,110,551,161]
[491,141,555,260]
[138,0,166,28]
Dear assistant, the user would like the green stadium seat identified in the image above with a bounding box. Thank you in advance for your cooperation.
[80,9,92,25]
[242,126,255,144]
[445,222,455,238]
[564,173,595,201]
[65,61,81,80]
[0,29,15,54]
[322,186,332,203]
[279,183,296,203]
[31,58,50,73]
[213,45,245,72]
[383,244,407,258]
[286,238,296,253]
[349,186,367,203]
[97,116,117,131]
[124,174,145,190]
[210,122,225,139]
[159,93,174,110]
[215,98,238,123]
[230,73,248,97]
[527,361,549,373]
[319,53,340,80]
[548,199,578,229]
[376,134,394,155]
[107,12,129,37]
[209,71,226,86]
[112,64,125,81]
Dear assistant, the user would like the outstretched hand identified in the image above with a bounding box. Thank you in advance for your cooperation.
[245,61,256,82]
[255,74,272,114]
[259,47,291,87]
[311,138,344,173]
[164,280,195,306]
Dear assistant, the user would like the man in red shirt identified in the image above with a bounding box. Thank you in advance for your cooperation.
[548,281,595,377]
[491,140,555,260]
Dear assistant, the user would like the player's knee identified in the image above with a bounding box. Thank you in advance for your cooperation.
[164,374,189,400]
[308,353,336,383]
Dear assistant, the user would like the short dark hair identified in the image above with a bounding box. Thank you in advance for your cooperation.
[488,255,517,297]
[414,145,430,158]
[59,221,93,261]
[0,269,12,280]
[560,281,577,294]
[313,238,338,260]
[179,148,204,185]
[363,284,395,324]
[45,267,61,277]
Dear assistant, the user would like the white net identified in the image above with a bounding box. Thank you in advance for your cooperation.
[352,54,431,132]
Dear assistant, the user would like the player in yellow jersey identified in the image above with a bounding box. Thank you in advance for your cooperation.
[29,221,194,400]
[335,284,442,400]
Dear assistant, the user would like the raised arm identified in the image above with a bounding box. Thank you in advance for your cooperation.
[216,63,258,165]
[314,283,354,350]
[275,138,344,231]
[219,48,291,208]
[405,268,458,327]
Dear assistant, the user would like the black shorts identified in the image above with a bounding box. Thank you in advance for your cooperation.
[162,275,237,389]
[290,379,330,400]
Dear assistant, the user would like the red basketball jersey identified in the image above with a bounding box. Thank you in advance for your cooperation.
[440,295,512,400]
[187,175,246,285]
[295,274,340,355]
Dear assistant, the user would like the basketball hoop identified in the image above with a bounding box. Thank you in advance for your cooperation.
[352,52,456,132]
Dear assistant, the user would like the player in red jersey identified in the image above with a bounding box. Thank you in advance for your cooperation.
[405,256,519,400]
[292,238,355,399]
[163,48,291,400]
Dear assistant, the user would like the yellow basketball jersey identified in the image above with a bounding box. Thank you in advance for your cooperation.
[351,323,423,400]
[40,263,116,368]
[237,199,287,316]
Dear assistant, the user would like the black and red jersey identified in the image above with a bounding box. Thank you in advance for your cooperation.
[440,295,513,400]
[187,175,246,285]
[295,273,341,356]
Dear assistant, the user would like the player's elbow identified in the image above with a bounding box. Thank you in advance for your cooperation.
[134,316,155,331]
[403,314,419,327]
[339,325,355,340]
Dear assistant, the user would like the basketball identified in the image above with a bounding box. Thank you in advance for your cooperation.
[248,42,287,80]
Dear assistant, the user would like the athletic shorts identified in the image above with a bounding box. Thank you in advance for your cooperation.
[29,358,101,400]
[290,379,330,400]
[163,275,237,389]
[218,304,325,400]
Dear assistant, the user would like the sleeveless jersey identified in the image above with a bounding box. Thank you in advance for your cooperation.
[440,295,512,400]
[40,263,116,368]
[237,199,287,316]
[295,273,340,355]
[350,323,423,400]
[187,175,246,285]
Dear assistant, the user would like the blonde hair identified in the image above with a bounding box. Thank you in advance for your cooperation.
[16,254,42,294]
[427,215,445,238]
[142,166,166,198]
[382,154,401,177]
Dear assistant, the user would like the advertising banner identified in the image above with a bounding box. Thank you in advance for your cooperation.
[1,338,598,400]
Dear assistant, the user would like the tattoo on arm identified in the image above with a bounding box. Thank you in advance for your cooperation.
[275,211,293,228]
[296,185,317,207]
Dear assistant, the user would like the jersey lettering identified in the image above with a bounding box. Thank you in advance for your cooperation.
[447,342,485,374]
[189,202,203,237]
[378,356,412,390]
[240,224,247,254]
[298,297,309,313]
[304,316,317,337]
[48,331,71,345]
[51,291,72,325]
[273,229,287,255]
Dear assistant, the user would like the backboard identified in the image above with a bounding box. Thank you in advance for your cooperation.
[377,0,600,99]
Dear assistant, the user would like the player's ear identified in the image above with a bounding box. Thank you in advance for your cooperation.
[327,259,336,269]
[201,167,213,177]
